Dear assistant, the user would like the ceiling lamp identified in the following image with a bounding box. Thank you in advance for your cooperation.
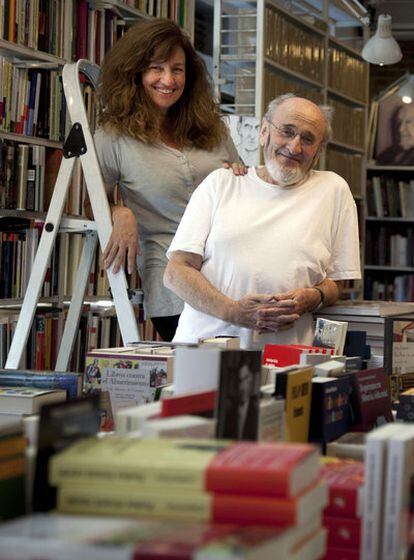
[361,14,402,66]
[398,75,414,104]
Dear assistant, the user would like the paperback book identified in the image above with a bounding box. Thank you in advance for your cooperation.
[313,317,348,355]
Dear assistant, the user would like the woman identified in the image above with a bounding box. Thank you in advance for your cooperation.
[93,18,244,341]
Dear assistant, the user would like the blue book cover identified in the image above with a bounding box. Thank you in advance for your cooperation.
[309,375,351,443]
[0,370,82,400]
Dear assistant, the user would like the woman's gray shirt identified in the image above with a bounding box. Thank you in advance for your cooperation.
[94,128,240,318]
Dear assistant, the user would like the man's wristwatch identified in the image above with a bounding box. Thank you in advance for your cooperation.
[313,286,325,311]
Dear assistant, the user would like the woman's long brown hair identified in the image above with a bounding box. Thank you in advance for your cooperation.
[98,19,226,150]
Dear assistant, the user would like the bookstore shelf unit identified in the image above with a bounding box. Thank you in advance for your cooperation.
[0,1,195,369]
[213,0,368,298]
[364,165,414,302]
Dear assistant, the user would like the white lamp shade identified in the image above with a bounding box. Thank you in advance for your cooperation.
[361,14,402,65]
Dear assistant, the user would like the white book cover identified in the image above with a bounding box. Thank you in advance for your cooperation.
[174,347,222,395]
[362,423,402,560]
[313,317,348,355]
[381,425,414,560]
[141,415,216,439]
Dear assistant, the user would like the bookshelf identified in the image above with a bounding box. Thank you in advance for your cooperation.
[364,165,414,302]
[0,0,195,368]
[213,0,368,299]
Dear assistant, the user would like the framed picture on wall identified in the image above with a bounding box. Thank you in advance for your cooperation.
[374,92,414,166]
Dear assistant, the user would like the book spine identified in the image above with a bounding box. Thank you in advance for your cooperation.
[57,485,212,522]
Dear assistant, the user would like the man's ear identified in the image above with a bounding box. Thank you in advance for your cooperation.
[311,143,325,168]
[259,119,268,147]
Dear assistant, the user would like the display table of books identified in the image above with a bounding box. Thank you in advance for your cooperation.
[1,329,414,559]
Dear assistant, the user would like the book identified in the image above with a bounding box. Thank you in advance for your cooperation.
[173,347,222,394]
[309,376,350,444]
[361,423,402,560]
[326,432,367,461]
[313,359,346,377]
[398,387,414,404]
[320,457,364,518]
[0,369,82,399]
[115,401,162,435]
[199,336,240,349]
[263,344,335,368]
[324,547,359,560]
[0,416,26,521]
[215,350,262,440]
[56,479,328,527]
[324,514,361,550]
[348,368,393,431]
[0,387,66,414]
[141,415,216,439]
[49,438,321,499]
[313,317,348,355]
[258,399,285,442]
[84,350,172,414]
[381,424,414,560]
[32,395,101,512]
[299,352,338,367]
[274,366,313,443]
[0,513,324,560]
[161,389,216,418]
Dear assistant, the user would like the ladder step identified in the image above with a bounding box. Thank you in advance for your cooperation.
[59,217,97,233]
[221,54,257,61]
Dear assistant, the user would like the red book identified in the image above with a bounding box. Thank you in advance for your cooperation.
[321,458,364,518]
[211,481,327,526]
[263,344,335,367]
[206,442,320,498]
[161,390,216,417]
[324,514,361,549]
[324,546,360,560]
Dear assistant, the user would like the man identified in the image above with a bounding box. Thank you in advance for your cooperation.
[164,94,361,348]
[376,103,414,165]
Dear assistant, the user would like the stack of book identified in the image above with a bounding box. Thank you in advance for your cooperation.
[320,457,364,559]
[49,437,327,556]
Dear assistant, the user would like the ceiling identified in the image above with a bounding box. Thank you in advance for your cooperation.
[363,0,414,40]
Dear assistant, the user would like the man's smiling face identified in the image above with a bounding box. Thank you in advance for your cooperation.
[260,97,326,186]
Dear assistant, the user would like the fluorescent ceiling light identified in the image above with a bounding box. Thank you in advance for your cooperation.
[362,14,402,66]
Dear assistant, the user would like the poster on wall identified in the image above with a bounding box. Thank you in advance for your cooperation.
[227,115,261,167]
[374,93,414,166]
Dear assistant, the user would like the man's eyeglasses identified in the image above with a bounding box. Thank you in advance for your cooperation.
[266,119,319,147]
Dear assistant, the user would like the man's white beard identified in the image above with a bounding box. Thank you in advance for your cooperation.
[264,154,306,186]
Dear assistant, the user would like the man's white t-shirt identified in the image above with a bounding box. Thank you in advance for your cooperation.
[167,167,361,348]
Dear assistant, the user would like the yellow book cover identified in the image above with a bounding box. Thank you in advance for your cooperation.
[49,437,229,490]
[277,366,313,443]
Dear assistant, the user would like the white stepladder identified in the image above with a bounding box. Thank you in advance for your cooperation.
[5,59,140,372]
